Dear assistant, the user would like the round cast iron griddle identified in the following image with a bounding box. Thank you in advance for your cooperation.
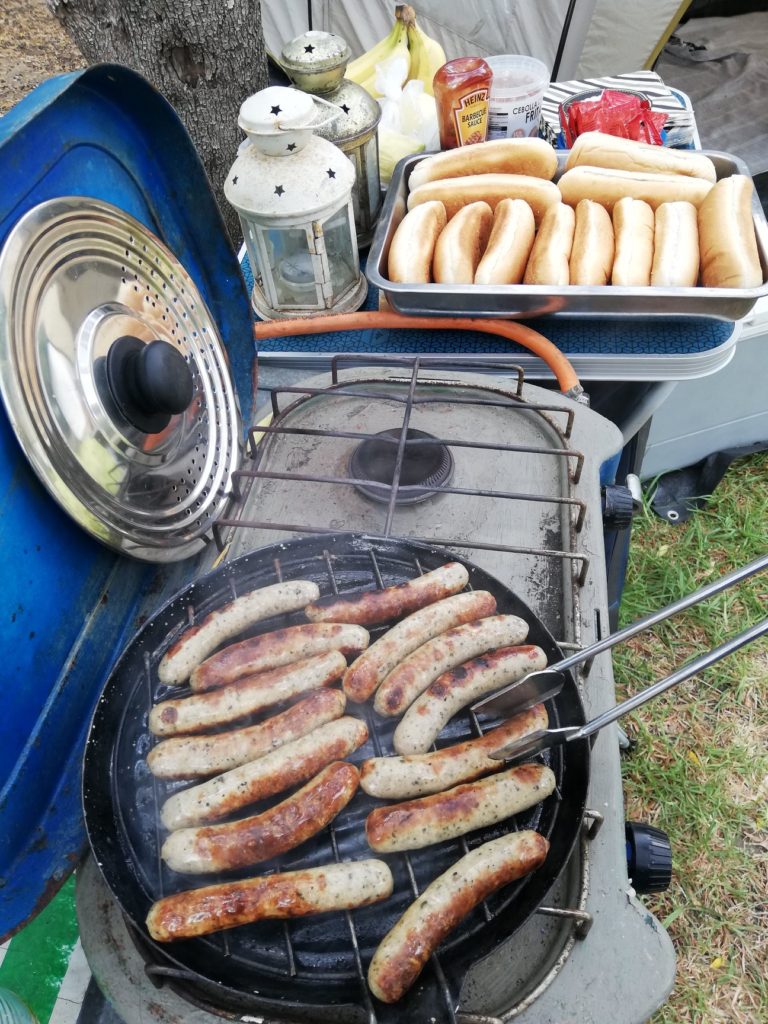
[82,534,589,1024]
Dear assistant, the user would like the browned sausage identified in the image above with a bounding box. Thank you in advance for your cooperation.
[365,762,555,853]
[162,762,360,873]
[393,644,547,754]
[146,859,394,942]
[373,614,529,717]
[359,704,548,799]
[158,580,321,685]
[149,651,346,737]
[343,591,497,703]
[161,717,369,830]
[304,562,469,626]
[190,623,370,692]
[368,831,549,1002]
[147,688,347,780]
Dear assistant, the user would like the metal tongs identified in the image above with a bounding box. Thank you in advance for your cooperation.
[475,553,768,762]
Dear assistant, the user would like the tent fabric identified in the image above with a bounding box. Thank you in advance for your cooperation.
[656,12,768,174]
[576,0,687,77]
[260,0,597,80]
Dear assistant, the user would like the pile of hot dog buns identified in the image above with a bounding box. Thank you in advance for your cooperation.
[387,132,764,289]
[143,563,552,1004]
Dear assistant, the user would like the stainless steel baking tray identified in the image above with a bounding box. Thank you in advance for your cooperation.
[366,150,768,321]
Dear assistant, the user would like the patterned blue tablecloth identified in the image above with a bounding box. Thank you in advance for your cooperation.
[242,254,735,360]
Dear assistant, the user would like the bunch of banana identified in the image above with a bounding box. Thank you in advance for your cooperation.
[405,9,446,95]
[345,7,410,98]
[346,5,446,99]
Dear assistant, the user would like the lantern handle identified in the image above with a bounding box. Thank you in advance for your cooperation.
[276,92,342,133]
[253,312,584,400]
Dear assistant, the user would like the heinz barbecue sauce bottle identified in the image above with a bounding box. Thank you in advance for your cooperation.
[433,57,493,150]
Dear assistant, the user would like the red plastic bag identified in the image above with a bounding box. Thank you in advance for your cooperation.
[561,89,667,146]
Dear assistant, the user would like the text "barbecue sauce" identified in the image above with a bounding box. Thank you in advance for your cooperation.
[433,57,493,150]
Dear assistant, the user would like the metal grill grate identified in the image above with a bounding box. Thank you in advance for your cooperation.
[85,533,592,1024]
[213,355,590,591]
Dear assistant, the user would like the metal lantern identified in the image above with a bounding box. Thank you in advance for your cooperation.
[225,86,367,320]
[280,30,382,247]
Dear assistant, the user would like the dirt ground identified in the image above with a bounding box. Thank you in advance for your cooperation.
[0,0,85,115]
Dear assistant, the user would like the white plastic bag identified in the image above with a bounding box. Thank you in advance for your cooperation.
[377,75,439,183]
[379,76,438,150]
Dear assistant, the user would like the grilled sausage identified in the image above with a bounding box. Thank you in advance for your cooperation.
[359,705,548,799]
[147,859,394,942]
[147,689,347,779]
[374,614,529,717]
[158,580,321,685]
[190,623,370,692]
[365,762,555,853]
[149,651,346,737]
[304,562,469,626]
[161,717,368,830]
[393,644,547,755]
[367,831,549,1002]
[162,761,359,874]
[343,591,497,704]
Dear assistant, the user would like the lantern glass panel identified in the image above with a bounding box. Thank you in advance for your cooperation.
[350,153,361,228]
[262,224,322,308]
[322,206,358,296]
[364,133,381,219]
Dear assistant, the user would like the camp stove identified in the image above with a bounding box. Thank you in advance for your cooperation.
[75,354,676,1023]
[0,61,678,1024]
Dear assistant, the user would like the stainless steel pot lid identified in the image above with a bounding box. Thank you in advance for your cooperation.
[0,197,242,562]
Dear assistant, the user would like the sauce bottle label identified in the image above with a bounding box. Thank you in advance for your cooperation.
[452,88,490,146]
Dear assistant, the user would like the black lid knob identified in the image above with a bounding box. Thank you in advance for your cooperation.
[602,484,635,530]
[625,821,673,894]
[104,336,194,434]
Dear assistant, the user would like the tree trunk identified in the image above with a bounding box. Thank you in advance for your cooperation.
[49,0,268,243]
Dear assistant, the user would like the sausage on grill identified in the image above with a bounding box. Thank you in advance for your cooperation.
[374,614,529,717]
[147,859,393,942]
[343,591,497,703]
[147,688,347,780]
[393,644,547,754]
[149,650,347,737]
[162,761,360,874]
[158,580,321,685]
[359,705,547,799]
[365,762,555,853]
[161,717,368,830]
[367,831,549,1002]
[304,562,469,626]
[190,623,370,692]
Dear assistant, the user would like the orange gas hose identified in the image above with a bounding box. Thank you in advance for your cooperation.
[253,312,583,398]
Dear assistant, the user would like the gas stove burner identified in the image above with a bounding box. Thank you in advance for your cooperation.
[349,427,454,505]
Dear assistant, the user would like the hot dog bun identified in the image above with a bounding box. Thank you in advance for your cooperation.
[558,166,713,212]
[611,197,654,286]
[566,131,717,183]
[570,199,614,286]
[433,202,494,285]
[474,199,535,285]
[408,174,562,225]
[523,204,575,286]
[387,201,447,283]
[651,202,700,287]
[409,138,558,191]
[698,175,762,288]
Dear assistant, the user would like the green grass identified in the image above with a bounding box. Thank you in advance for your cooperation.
[613,452,768,1024]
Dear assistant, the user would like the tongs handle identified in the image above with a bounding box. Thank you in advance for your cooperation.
[574,615,768,742]
[491,614,768,761]
[552,553,768,676]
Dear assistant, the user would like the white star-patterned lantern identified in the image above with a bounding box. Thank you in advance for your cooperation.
[225,86,367,320]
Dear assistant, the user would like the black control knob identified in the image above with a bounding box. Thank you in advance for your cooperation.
[602,484,635,530]
[625,821,672,894]
[104,336,194,434]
